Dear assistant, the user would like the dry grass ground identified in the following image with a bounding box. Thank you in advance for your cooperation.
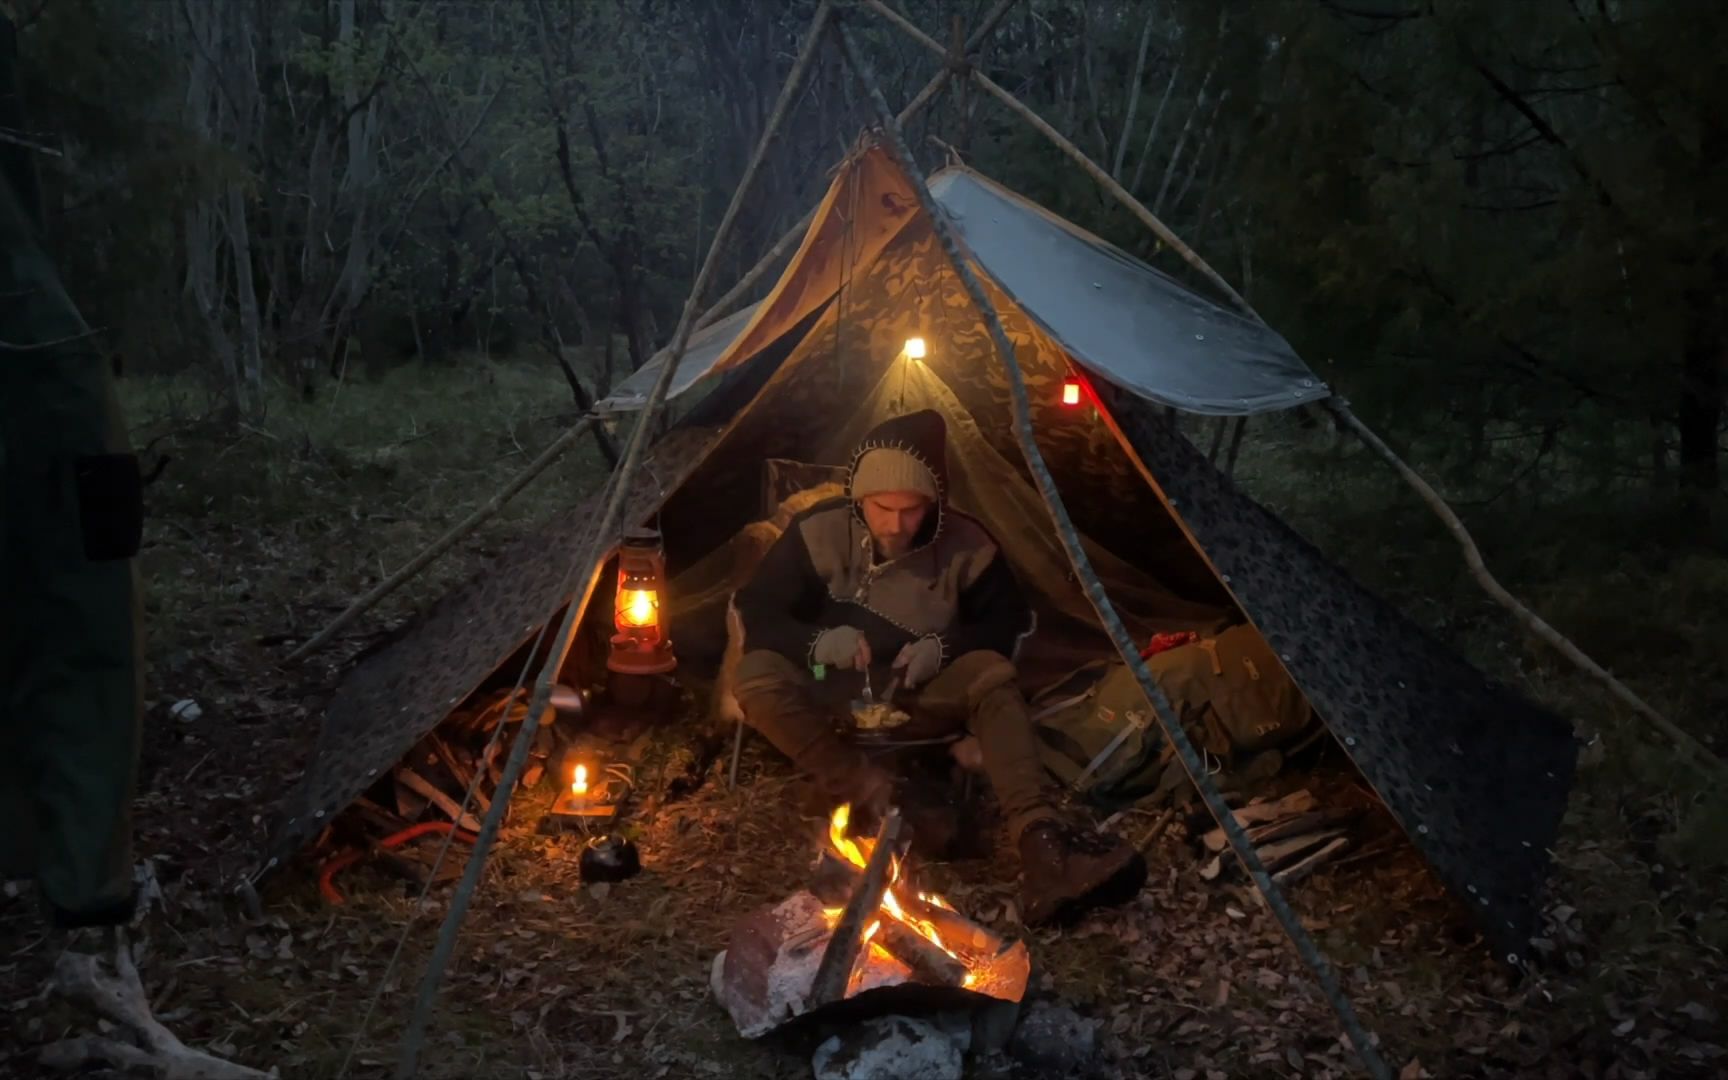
[2,360,1725,1079]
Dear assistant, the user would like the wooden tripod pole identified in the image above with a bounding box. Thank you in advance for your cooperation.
[833,19,1392,1080]
[393,5,839,1076]
[861,0,1716,774]
[694,0,1021,333]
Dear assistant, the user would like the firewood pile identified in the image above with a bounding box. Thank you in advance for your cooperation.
[1191,788,1362,885]
[316,686,579,903]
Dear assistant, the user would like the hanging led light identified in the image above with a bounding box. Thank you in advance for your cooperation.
[1061,377,1083,407]
[607,527,677,675]
[903,336,927,361]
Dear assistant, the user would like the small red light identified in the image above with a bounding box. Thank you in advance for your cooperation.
[1061,378,1082,406]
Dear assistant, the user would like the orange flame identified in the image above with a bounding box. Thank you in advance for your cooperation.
[620,588,657,628]
[824,803,974,982]
[571,764,588,796]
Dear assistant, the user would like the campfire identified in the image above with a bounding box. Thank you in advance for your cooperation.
[711,804,1030,1040]
[816,805,984,994]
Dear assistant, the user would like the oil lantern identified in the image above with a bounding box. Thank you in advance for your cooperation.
[607,527,676,675]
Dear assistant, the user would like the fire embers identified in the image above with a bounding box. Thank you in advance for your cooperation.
[710,804,1029,1040]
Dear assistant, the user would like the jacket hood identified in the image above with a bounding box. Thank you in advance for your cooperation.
[846,409,950,553]
[846,409,950,500]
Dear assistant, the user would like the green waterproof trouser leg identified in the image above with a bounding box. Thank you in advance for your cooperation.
[0,149,143,923]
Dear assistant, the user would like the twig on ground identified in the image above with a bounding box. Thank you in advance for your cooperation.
[38,931,276,1079]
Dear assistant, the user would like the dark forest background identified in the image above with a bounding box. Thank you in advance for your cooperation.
[14,0,1725,509]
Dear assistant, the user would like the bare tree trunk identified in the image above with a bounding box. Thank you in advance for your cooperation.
[1129,63,1181,198]
[179,0,263,421]
[316,0,384,378]
[1153,69,1214,216]
[223,183,265,410]
[1171,92,1226,212]
[1112,6,1158,181]
[185,203,247,419]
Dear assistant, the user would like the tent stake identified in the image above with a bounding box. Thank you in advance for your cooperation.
[393,4,839,1076]
[861,0,1714,774]
[832,20,1393,1080]
[693,0,1019,332]
[285,416,598,666]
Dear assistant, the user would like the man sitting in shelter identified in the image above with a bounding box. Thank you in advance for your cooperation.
[732,409,1146,925]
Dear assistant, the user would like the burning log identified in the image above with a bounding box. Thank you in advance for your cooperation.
[811,851,995,957]
[811,810,902,1006]
[873,919,969,987]
[710,802,1031,1039]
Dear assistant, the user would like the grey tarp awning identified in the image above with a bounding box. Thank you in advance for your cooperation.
[930,169,1328,415]
[597,166,1329,417]
[594,303,761,414]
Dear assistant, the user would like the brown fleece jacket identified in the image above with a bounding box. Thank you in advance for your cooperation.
[734,410,1035,678]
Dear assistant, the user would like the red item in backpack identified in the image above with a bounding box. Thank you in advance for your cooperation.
[1140,630,1199,659]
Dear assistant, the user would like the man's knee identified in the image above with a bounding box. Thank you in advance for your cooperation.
[735,649,810,699]
[946,650,1020,705]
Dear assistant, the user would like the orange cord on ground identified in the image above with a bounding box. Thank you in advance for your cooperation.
[317,821,479,905]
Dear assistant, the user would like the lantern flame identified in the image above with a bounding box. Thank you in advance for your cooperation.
[823,803,977,988]
[620,588,657,628]
[571,764,589,796]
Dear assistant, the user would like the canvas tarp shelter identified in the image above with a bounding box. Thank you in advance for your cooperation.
[254,145,1576,964]
[597,165,1326,418]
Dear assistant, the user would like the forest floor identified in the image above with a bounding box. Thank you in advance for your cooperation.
[3,361,1727,1079]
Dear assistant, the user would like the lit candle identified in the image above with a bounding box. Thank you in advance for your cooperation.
[572,764,589,797]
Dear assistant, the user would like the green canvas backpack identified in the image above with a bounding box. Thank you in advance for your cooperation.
[1034,623,1319,805]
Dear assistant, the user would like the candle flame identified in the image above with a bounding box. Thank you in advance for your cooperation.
[572,764,588,796]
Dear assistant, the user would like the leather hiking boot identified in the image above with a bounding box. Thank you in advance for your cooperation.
[1017,821,1147,926]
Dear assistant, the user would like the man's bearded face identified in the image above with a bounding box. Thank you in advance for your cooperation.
[860,492,932,559]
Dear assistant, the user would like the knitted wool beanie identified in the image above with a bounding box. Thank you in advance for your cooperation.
[851,447,938,501]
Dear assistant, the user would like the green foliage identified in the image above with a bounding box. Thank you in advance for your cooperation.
[1170,0,1725,493]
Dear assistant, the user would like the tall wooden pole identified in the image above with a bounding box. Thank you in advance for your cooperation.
[692,0,1022,333]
